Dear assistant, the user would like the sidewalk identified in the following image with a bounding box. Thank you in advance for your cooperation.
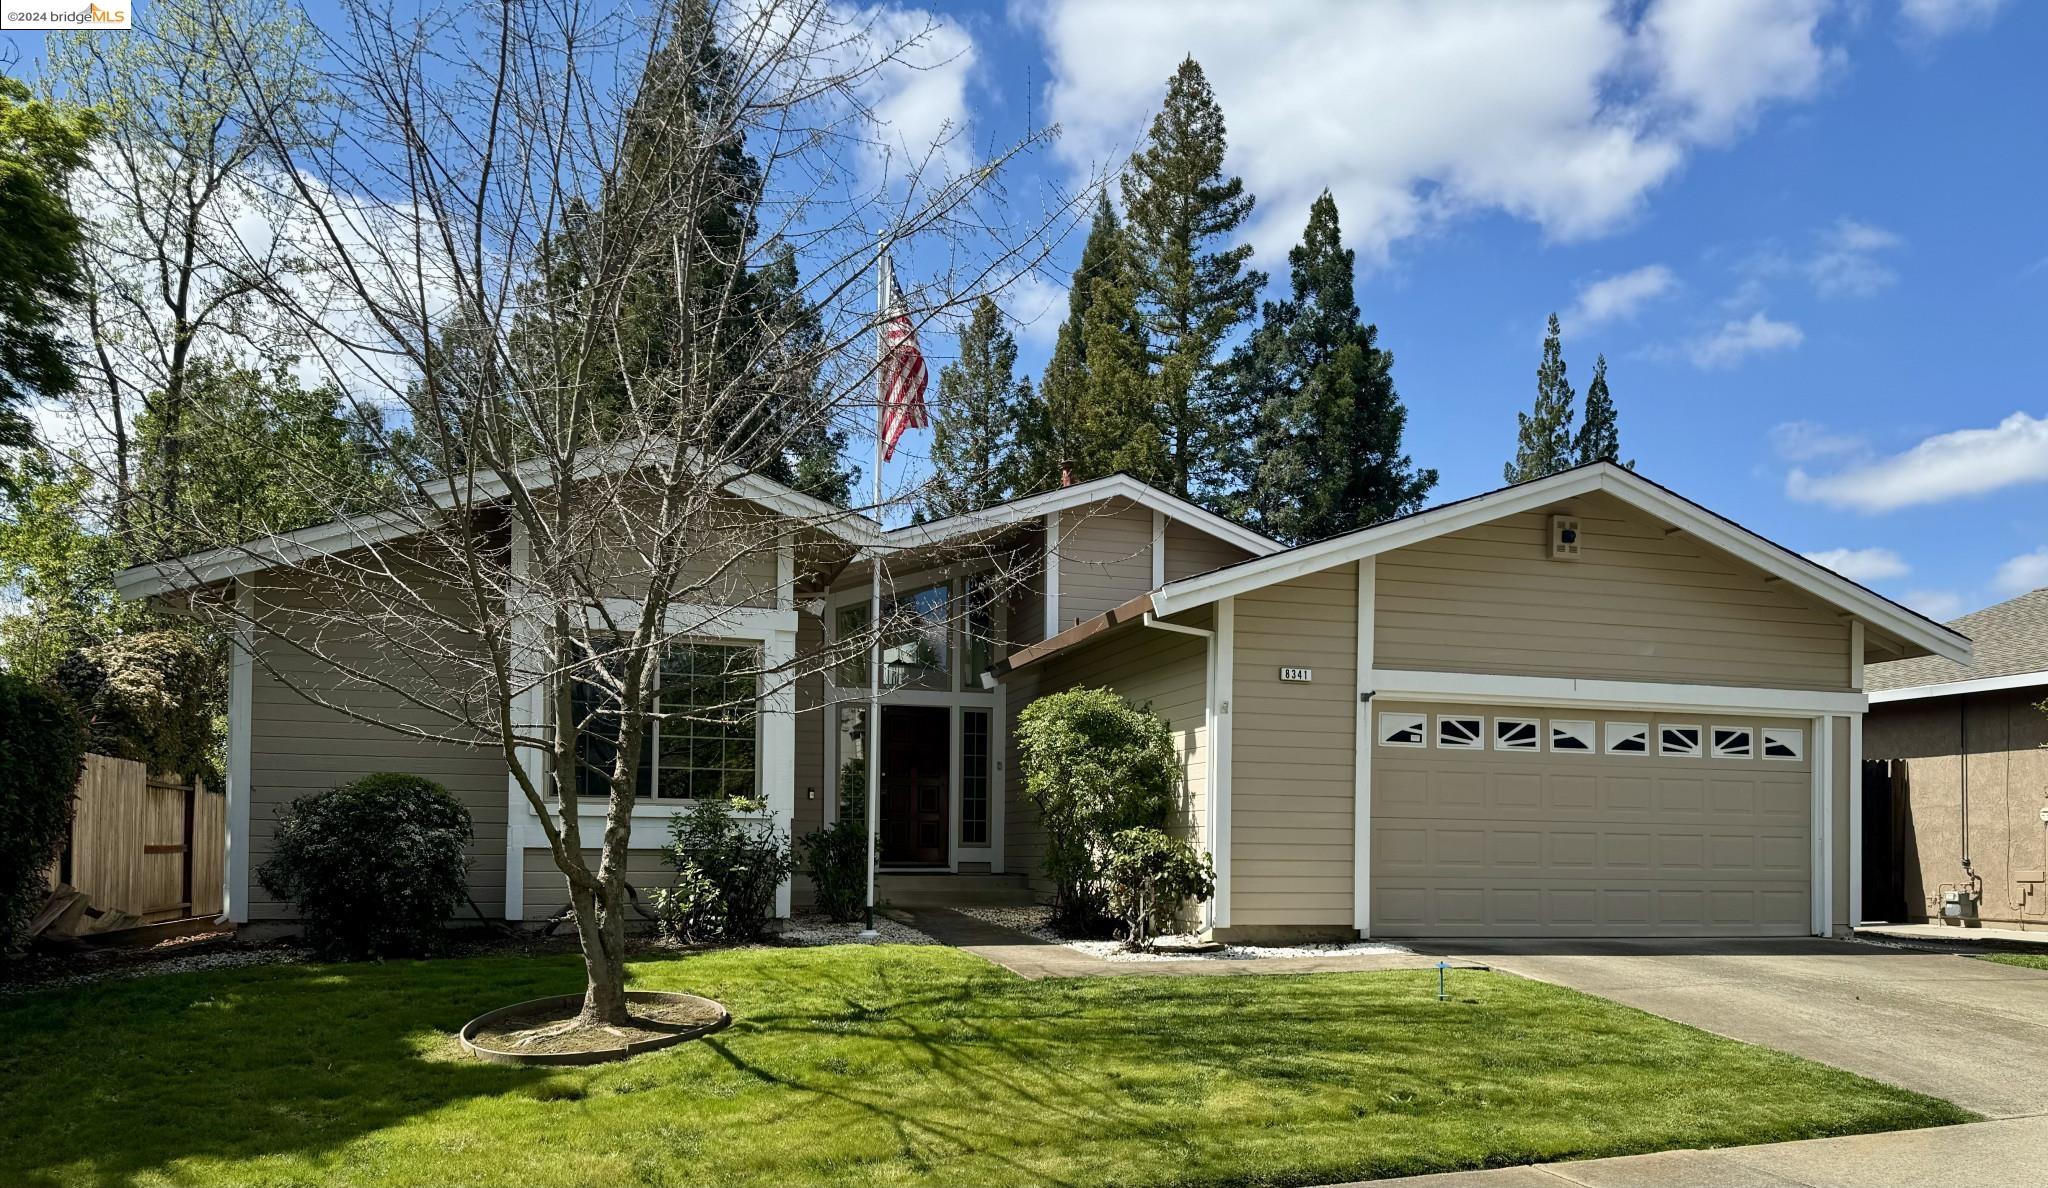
[1354,1115,2048,1187]
[885,905,1458,979]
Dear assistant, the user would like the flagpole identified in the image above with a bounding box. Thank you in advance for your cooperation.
[860,237,887,939]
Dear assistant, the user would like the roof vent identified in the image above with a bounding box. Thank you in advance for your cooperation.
[1550,515,1582,561]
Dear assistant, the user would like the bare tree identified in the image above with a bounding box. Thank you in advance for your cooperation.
[114,0,1084,1031]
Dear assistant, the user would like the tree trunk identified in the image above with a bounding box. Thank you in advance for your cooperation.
[569,882,633,1026]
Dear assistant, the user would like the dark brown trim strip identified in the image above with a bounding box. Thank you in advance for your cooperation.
[986,592,1155,680]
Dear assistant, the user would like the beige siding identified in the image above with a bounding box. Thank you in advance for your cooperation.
[247,578,508,921]
[1229,565,1359,927]
[1374,490,1852,690]
[521,847,674,922]
[1165,519,1254,582]
[1056,499,1154,628]
[1001,665,1044,888]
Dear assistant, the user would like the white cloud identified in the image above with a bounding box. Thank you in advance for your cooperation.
[1807,218,1904,298]
[1770,420,1865,462]
[1568,264,1677,329]
[1033,0,1847,263]
[1899,0,2007,38]
[1689,311,1803,369]
[1803,547,1911,582]
[846,6,978,182]
[994,262,1069,347]
[1640,0,1835,142]
[1994,546,2048,595]
[1903,589,1966,619]
[1788,412,2048,512]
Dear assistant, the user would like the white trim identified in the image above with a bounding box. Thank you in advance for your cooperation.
[775,533,795,614]
[763,627,797,916]
[876,472,1282,559]
[1811,715,1826,936]
[1151,510,1167,589]
[504,517,538,922]
[1868,669,2048,703]
[1042,511,1061,639]
[1368,668,1869,716]
[1818,714,1836,936]
[1353,557,1374,937]
[1849,711,1865,926]
[224,582,254,924]
[1146,463,1969,668]
[1213,597,1236,930]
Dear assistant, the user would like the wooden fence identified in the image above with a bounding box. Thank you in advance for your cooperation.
[57,754,226,923]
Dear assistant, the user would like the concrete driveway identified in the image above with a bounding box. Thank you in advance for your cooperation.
[1426,937,2048,1119]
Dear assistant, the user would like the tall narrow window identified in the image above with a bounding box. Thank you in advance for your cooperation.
[834,603,870,687]
[882,583,950,690]
[961,708,991,846]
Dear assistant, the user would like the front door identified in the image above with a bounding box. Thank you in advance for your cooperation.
[880,705,949,866]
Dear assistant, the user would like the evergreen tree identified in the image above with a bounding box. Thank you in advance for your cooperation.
[1120,57,1264,506]
[1573,353,1629,468]
[926,296,1022,517]
[1022,193,1155,492]
[750,242,856,503]
[1238,193,1436,544]
[1504,313,1578,483]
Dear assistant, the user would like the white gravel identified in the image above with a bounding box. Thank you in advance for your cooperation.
[956,905,1410,963]
[773,913,938,947]
[1,943,310,995]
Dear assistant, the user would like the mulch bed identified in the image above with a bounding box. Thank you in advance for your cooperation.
[469,995,728,1056]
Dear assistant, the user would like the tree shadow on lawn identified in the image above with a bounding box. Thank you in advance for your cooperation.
[0,953,585,1187]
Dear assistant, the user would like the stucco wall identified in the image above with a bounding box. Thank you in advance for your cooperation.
[1865,689,2048,928]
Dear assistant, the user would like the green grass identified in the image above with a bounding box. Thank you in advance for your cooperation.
[1973,952,2048,971]
[1,945,1969,1187]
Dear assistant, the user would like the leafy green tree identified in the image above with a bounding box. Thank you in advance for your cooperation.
[131,359,388,559]
[1505,312,1579,483]
[1120,57,1264,506]
[0,450,142,682]
[0,671,87,951]
[0,79,95,463]
[926,297,1022,516]
[1573,353,1629,468]
[1238,192,1435,543]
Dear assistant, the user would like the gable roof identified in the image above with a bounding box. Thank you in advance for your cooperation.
[1868,587,2048,701]
[1136,461,1967,667]
[114,450,1278,600]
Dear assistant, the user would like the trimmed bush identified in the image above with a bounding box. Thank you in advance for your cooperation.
[1101,827,1215,950]
[0,674,87,951]
[1015,687,1180,929]
[651,797,793,943]
[256,772,473,959]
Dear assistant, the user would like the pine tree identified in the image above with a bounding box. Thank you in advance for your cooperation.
[750,242,856,503]
[1504,313,1578,484]
[1239,192,1435,544]
[1022,193,1155,492]
[926,297,1022,517]
[1120,57,1264,506]
[1573,353,1629,469]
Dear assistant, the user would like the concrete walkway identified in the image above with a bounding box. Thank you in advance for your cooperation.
[1358,1114,2048,1187]
[886,906,1458,979]
[1857,922,2048,950]
[1426,937,2048,1119]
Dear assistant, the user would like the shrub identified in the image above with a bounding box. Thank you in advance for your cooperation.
[1015,687,1180,929]
[256,772,473,959]
[0,674,87,951]
[1101,827,1215,951]
[651,797,793,943]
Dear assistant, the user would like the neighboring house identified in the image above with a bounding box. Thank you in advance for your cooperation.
[114,467,1277,928]
[991,462,1968,941]
[1865,588,2048,931]
[118,459,1972,942]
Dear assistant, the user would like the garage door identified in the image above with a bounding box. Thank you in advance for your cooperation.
[1370,702,1812,937]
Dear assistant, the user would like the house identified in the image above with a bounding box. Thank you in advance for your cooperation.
[117,460,1970,941]
[114,464,1278,928]
[991,462,1968,940]
[1864,587,2048,931]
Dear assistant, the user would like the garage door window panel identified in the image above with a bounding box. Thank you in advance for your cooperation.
[1437,715,1485,749]
[1549,720,1595,753]
[1659,725,1703,757]
[1711,726,1754,759]
[1493,718,1540,751]
[1604,722,1649,755]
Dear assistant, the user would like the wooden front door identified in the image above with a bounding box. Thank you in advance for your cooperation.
[880,706,949,866]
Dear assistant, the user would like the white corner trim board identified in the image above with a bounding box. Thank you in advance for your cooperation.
[1213,597,1236,930]
[224,581,255,924]
[1352,557,1375,937]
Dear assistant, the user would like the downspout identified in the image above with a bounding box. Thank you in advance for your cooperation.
[1143,612,1218,932]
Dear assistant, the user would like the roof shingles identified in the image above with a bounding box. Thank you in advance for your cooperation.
[1866,587,2048,692]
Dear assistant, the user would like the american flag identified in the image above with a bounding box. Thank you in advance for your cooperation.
[878,254,928,462]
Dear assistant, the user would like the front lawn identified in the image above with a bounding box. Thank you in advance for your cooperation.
[1974,952,2048,971]
[1,945,1967,1186]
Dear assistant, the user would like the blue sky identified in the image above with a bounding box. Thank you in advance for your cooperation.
[864,0,2047,622]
